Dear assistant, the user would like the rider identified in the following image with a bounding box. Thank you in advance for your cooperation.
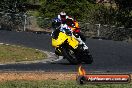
[52,11,86,42]
[57,11,74,24]
[51,11,73,38]
[51,12,87,56]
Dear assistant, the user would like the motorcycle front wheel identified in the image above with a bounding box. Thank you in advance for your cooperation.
[62,48,81,65]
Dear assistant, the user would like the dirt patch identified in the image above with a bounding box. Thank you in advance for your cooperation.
[0,72,131,82]
[0,72,77,82]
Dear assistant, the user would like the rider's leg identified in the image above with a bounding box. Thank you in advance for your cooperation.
[73,32,88,50]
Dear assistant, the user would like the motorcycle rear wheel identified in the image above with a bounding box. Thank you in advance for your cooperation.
[82,51,93,64]
[76,46,93,64]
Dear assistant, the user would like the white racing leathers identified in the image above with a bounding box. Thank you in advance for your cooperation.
[73,33,88,50]
[60,24,71,33]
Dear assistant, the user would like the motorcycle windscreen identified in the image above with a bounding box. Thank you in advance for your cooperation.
[67,37,79,49]
[52,32,68,47]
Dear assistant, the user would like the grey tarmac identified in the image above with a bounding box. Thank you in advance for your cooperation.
[0,30,132,73]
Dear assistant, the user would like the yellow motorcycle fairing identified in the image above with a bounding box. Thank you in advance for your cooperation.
[52,32,79,49]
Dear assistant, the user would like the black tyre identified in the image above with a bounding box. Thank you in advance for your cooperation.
[78,49,93,64]
[62,48,81,65]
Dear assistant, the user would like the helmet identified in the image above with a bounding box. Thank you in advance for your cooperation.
[60,11,66,16]
[60,11,66,19]
[52,18,61,29]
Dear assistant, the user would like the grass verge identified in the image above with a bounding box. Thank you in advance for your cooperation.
[0,72,131,88]
[0,80,132,88]
[0,44,47,63]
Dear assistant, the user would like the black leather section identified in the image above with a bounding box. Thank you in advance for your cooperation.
[52,29,60,39]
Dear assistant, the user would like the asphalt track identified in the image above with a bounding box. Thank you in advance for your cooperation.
[0,30,132,73]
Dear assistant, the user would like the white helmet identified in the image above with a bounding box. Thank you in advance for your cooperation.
[60,12,66,16]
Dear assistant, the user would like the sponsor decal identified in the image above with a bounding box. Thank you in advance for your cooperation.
[76,65,131,84]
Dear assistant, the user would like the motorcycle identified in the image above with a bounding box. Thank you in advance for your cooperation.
[51,24,93,64]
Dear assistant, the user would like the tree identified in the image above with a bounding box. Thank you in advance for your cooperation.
[114,0,132,27]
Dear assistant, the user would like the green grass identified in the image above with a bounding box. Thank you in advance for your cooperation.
[0,44,47,63]
[0,80,131,88]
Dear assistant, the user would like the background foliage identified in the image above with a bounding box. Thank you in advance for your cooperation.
[0,0,132,41]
